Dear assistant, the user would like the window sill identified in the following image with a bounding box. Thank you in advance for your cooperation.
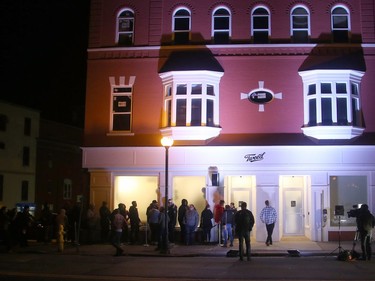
[160,126,222,141]
[107,132,135,136]
[301,126,364,140]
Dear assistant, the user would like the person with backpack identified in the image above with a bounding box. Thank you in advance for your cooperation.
[234,202,255,261]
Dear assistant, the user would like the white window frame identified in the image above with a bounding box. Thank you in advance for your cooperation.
[108,76,136,135]
[63,179,72,200]
[331,5,350,42]
[172,7,191,42]
[299,69,364,140]
[159,71,223,141]
[116,8,135,45]
[251,6,271,42]
[212,6,231,43]
[290,5,310,42]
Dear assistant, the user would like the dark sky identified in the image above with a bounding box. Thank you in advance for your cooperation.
[1,0,90,128]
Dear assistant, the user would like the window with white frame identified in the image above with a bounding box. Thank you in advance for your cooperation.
[331,6,350,43]
[291,6,310,43]
[212,7,231,44]
[117,9,134,46]
[299,69,364,139]
[159,71,223,140]
[109,76,136,133]
[63,179,72,200]
[251,6,270,44]
[173,8,191,44]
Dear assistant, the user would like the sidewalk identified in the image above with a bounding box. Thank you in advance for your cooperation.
[12,238,359,258]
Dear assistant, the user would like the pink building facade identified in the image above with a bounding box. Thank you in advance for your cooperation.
[83,0,375,242]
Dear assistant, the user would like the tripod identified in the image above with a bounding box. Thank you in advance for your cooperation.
[327,215,345,257]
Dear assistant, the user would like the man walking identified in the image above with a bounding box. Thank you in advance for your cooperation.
[260,200,277,246]
[234,202,254,261]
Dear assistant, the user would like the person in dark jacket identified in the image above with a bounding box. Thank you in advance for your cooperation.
[167,199,177,243]
[222,204,236,247]
[357,204,375,260]
[129,201,141,244]
[178,199,188,244]
[234,202,255,261]
[200,204,213,243]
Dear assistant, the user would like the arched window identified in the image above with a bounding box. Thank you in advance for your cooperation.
[117,9,134,46]
[331,6,350,43]
[212,7,231,44]
[291,6,310,43]
[251,7,270,44]
[173,8,191,44]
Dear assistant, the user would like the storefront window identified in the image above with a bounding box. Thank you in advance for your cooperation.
[329,175,367,227]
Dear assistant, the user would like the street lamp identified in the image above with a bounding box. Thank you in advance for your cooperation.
[161,136,174,253]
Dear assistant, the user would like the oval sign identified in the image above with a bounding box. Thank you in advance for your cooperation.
[248,90,274,104]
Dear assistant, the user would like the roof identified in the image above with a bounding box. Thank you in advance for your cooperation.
[299,45,366,72]
[159,49,224,73]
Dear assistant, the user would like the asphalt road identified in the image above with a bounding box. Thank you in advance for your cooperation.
[0,252,374,281]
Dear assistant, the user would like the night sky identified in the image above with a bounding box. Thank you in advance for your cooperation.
[1,0,90,128]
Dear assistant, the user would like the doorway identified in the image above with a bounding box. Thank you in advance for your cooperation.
[280,176,306,236]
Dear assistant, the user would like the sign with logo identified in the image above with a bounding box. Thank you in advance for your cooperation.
[244,152,266,162]
[240,81,282,112]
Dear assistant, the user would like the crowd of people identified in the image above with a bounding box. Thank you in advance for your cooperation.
[1,199,373,261]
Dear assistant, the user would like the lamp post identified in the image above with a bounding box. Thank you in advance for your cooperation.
[161,136,173,254]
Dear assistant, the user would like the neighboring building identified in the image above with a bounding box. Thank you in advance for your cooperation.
[35,119,89,216]
[83,0,375,242]
[0,101,39,213]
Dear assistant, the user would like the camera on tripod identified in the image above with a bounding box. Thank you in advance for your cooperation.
[347,204,362,218]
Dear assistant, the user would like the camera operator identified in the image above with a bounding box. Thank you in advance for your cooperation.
[356,204,375,261]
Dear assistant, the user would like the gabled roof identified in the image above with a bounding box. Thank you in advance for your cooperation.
[159,49,224,73]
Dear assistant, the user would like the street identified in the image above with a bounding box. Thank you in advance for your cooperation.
[0,252,374,281]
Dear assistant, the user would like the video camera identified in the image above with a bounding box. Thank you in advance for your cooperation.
[347,204,362,218]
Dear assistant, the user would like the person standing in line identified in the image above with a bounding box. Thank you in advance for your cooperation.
[99,201,111,243]
[222,204,235,247]
[157,206,169,252]
[214,200,225,244]
[14,205,34,247]
[234,202,255,261]
[230,202,237,240]
[178,199,188,244]
[55,208,68,252]
[148,203,160,245]
[357,204,375,260]
[167,199,177,244]
[86,203,99,244]
[184,204,199,245]
[260,200,277,246]
[200,204,213,244]
[129,201,141,245]
[111,209,127,256]
[146,200,158,244]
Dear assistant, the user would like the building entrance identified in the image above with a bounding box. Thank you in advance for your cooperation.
[280,176,307,237]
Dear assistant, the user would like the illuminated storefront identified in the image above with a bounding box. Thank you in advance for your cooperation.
[83,1,375,242]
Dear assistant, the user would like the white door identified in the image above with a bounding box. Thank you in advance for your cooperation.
[231,188,251,210]
[283,189,304,235]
